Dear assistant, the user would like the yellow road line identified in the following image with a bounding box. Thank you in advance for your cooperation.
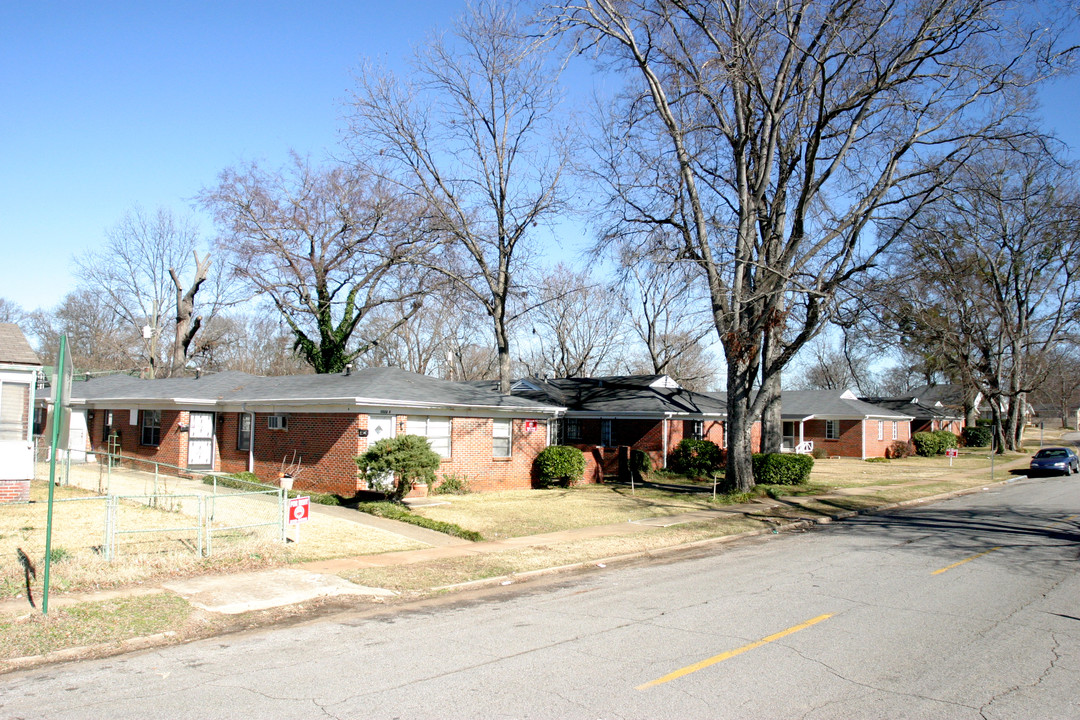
[635,613,834,691]
[931,547,1001,575]
[1043,514,1078,529]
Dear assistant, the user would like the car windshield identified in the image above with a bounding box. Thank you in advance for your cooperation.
[1035,449,1069,458]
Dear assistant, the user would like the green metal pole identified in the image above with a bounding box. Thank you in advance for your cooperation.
[42,335,68,614]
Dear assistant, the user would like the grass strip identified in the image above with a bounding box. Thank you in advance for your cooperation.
[0,593,193,661]
[354,501,484,542]
[202,472,340,505]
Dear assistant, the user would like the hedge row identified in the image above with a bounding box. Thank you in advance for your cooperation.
[752,453,814,485]
[911,430,960,457]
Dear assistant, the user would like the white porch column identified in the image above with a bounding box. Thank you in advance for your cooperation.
[662,417,668,468]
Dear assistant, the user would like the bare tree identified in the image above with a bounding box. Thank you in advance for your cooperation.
[348,0,568,392]
[201,155,431,374]
[556,0,1069,489]
[169,251,212,373]
[196,311,311,376]
[793,336,874,393]
[1031,345,1080,429]
[29,289,138,371]
[76,206,212,377]
[617,254,716,387]
[519,264,625,378]
[880,148,1080,450]
[0,298,26,328]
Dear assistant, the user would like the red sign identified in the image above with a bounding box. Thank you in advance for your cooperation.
[525,420,538,433]
[945,448,959,458]
[288,496,310,523]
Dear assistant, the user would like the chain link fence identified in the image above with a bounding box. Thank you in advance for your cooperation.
[28,445,285,560]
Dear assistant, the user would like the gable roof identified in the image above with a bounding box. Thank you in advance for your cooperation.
[66,367,560,414]
[773,390,914,420]
[500,375,728,417]
[860,396,963,421]
[0,323,40,366]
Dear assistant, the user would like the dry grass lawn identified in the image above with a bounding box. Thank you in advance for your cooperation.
[1,481,425,601]
[410,485,729,538]
[342,515,769,594]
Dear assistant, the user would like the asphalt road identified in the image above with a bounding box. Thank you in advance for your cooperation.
[3,473,1079,719]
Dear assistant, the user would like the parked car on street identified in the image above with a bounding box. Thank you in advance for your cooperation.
[1029,447,1080,476]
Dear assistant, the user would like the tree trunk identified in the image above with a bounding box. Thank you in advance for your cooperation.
[759,322,783,454]
[725,354,757,491]
[494,304,512,394]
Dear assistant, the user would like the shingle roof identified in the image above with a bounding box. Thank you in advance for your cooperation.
[67,367,559,413]
[502,376,728,417]
[860,397,962,421]
[778,390,913,420]
[0,323,40,366]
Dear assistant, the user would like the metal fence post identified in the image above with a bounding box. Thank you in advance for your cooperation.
[200,496,207,557]
[104,495,116,561]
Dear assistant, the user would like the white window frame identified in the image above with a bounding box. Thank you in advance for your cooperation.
[878,420,884,441]
[0,379,31,443]
[408,415,452,459]
[892,421,898,440]
[825,420,839,440]
[600,418,613,447]
[492,418,512,458]
[267,414,288,431]
[689,420,704,441]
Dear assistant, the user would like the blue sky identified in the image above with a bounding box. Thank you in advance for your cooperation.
[2,2,1079,313]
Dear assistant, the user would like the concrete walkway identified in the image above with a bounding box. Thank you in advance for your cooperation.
[2,453,1037,618]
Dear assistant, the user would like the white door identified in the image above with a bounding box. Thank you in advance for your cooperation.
[366,415,395,491]
[188,412,215,469]
[368,415,395,444]
[0,379,33,480]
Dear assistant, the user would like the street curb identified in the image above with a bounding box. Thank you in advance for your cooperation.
[1,470,1032,673]
[2,631,179,673]
[427,475,1030,594]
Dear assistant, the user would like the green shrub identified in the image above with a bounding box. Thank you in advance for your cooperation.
[751,453,814,485]
[432,472,471,495]
[962,425,992,447]
[670,439,724,477]
[535,445,586,487]
[630,449,652,476]
[911,431,942,457]
[354,501,484,542]
[810,447,828,460]
[356,434,441,501]
[865,457,890,463]
[887,440,915,459]
[932,430,959,451]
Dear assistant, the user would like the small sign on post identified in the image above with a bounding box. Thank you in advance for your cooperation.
[288,496,310,543]
[945,447,959,466]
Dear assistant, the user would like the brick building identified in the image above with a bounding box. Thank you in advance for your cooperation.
[860,396,964,436]
[503,375,729,482]
[770,390,915,458]
[67,367,561,497]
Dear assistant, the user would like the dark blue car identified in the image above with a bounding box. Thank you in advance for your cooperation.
[1029,447,1080,476]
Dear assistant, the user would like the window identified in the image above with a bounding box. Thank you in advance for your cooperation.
[892,421,898,440]
[0,382,30,442]
[103,410,114,441]
[267,414,288,430]
[782,421,795,451]
[140,410,161,446]
[600,419,613,446]
[825,420,839,440]
[878,420,884,441]
[564,418,581,441]
[493,418,512,458]
[689,420,704,441]
[408,415,452,458]
[237,413,252,451]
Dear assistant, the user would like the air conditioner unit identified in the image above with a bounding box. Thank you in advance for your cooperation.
[267,415,288,430]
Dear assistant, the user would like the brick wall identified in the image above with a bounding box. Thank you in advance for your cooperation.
[0,479,29,503]
[87,408,187,469]
[247,412,361,496]
[432,416,549,492]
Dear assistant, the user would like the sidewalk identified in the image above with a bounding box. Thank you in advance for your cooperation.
[2,455,1035,618]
